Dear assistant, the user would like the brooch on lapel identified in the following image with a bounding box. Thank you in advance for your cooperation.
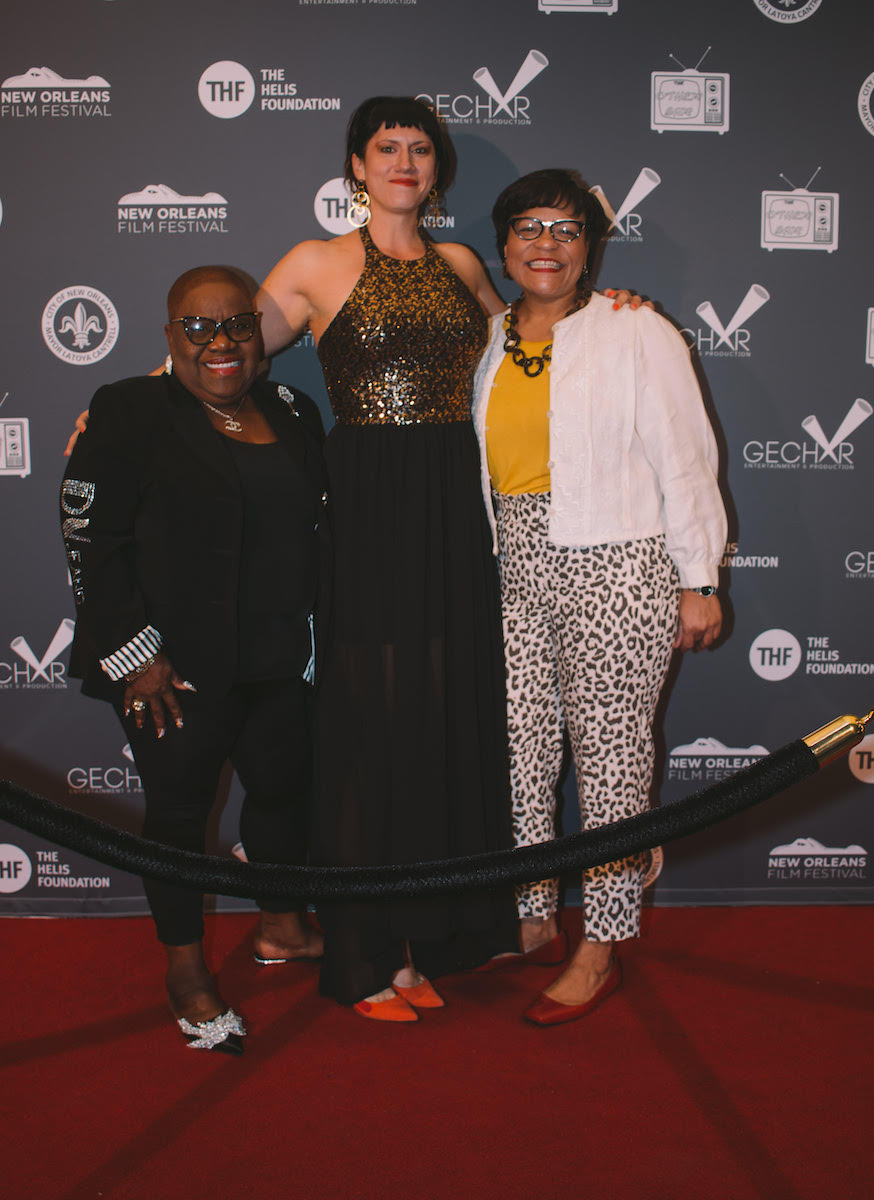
[277,385,299,416]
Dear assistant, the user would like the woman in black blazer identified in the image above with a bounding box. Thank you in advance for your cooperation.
[61,266,329,1053]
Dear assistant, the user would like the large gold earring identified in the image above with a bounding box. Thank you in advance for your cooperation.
[347,181,371,228]
[423,187,442,225]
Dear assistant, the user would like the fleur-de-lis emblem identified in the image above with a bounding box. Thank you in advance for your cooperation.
[59,302,103,349]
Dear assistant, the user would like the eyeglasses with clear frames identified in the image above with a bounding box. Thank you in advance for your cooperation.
[509,217,586,243]
[168,312,262,345]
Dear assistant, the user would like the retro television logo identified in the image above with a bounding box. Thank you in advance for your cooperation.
[866,309,874,366]
[591,168,661,241]
[539,0,618,12]
[761,168,838,253]
[651,49,729,134]
[0,409,30,478]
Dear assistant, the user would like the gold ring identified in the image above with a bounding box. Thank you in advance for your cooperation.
[131,699,147,713]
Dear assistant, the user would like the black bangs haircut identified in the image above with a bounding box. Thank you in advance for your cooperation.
[344,95,455,193]
[491,169,610,273]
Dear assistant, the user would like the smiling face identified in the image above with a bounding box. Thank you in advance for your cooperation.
[503,204,590,308]
[165,277,262,408]
[350,123,437,216]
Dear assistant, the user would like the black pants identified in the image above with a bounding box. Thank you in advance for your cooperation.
[117,677,312,945]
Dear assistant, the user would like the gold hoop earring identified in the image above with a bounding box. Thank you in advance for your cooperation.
[424,187,442,225]
[347,182,371,228]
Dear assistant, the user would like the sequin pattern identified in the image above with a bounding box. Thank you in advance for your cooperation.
[318,227,488,426]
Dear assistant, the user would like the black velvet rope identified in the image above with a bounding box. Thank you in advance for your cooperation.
[0,739,818,901]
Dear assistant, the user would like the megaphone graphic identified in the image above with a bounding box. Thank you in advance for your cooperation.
[473,50,548,116]
[612,168,661,234]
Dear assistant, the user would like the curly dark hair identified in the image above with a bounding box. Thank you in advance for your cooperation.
[343,95,455,195]
[491,168,609,277]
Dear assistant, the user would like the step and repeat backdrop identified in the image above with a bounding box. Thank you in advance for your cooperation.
[1,0,872,915]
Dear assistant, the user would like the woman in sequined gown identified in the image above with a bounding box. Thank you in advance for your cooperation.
[256,97,519,1011]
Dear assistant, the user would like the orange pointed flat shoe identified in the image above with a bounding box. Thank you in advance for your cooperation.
[392,977,445,1008]
[353,993,418,1022]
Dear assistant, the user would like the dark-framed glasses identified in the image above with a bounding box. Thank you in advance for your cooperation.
[509,217,586,243]
[169,311,262,345]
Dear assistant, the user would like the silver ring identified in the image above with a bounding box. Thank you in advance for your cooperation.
[131,699,147,713]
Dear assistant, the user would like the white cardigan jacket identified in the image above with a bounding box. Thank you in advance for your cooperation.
[471,294,727,589]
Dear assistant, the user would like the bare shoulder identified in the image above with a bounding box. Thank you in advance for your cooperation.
[432,240,483,282]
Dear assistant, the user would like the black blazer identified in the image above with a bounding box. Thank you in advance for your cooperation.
[61,373,330,702]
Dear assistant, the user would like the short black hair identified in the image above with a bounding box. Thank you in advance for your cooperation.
[166,266,253,318]
[344,95,455,194]
[491,169,609,274]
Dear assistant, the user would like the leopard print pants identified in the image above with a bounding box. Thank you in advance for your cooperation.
[495,492,679,943]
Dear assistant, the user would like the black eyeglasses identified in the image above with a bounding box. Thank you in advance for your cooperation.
[509,217,586,243]
[169,311,262,345]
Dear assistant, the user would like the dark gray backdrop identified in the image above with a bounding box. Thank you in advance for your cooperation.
[2,0,872,915]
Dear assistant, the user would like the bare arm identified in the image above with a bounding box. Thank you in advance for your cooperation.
[256,240,324,357]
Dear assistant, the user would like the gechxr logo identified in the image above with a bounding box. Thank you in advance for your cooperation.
[0,618,75,689]
[753,0,823,23]
[42,286,119,365]
[681,285,769,358]
[1,66,110,119]
[743,398,873,470]
[117,185,229,235]
[592,168,661,244]
[761,168,838,253]
[651,49,729,135]
[67,743,143,796]
[417,49,549,126]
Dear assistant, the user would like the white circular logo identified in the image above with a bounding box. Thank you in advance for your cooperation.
[42,286,119,365]
[0,844,32,893]
[198,61,255,119]
[849,734,874,784]
[858,72,874,138]
[753,0,823,21]
[314,177,354,235]
[749,628,802,681]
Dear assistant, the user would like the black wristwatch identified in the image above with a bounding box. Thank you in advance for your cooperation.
[692,586,717,597]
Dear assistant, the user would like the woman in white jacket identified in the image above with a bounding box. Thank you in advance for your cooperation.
[472,169,727,1025]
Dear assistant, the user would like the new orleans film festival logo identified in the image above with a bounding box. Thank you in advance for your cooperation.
[538,1,618,12]
[197,61,339,119]
[743,398,872,470]
[0,619,74,689]
[0,393,31,479]
[313,178,455,237]
[1,66,111,118]
[591,168,661,244]
[42,287,119,365]
[682,285,769,357]
[768,838,866,883]
[667,737,768,783]
[860,72,874,138]
[753,0,823,22]
[761,168,839,253]
[417,48,549,125]
[650,49,729,135]
[117,185,229,235]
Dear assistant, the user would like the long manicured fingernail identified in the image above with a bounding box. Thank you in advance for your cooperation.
[157,727,165,739]
[175,717,184,729]
[181,681,197,692]
[613,302,620,311]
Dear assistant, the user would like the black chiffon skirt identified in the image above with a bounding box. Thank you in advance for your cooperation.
[312,419,517,1004]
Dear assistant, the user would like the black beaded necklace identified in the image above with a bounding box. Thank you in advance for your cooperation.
[502,291,590,378]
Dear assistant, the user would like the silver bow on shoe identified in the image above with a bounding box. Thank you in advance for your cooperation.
[177,1008,246,1050]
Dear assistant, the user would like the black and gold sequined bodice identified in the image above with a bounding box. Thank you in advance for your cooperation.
[317,227,488,426]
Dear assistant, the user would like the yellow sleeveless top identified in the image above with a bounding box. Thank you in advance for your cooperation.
[485,342,551,495]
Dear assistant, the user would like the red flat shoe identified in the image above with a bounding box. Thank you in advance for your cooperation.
[353,993,418,1023]
[523,957,622,1026]
[392,977,445,1008]
[474,930,569,973]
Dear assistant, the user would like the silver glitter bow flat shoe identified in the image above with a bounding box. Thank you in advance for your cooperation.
[176,1007,246,1055]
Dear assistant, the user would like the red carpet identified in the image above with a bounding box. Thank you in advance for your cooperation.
[1,906,870,1200]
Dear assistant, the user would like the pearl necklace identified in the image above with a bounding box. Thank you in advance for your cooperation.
[200,395,247,433]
